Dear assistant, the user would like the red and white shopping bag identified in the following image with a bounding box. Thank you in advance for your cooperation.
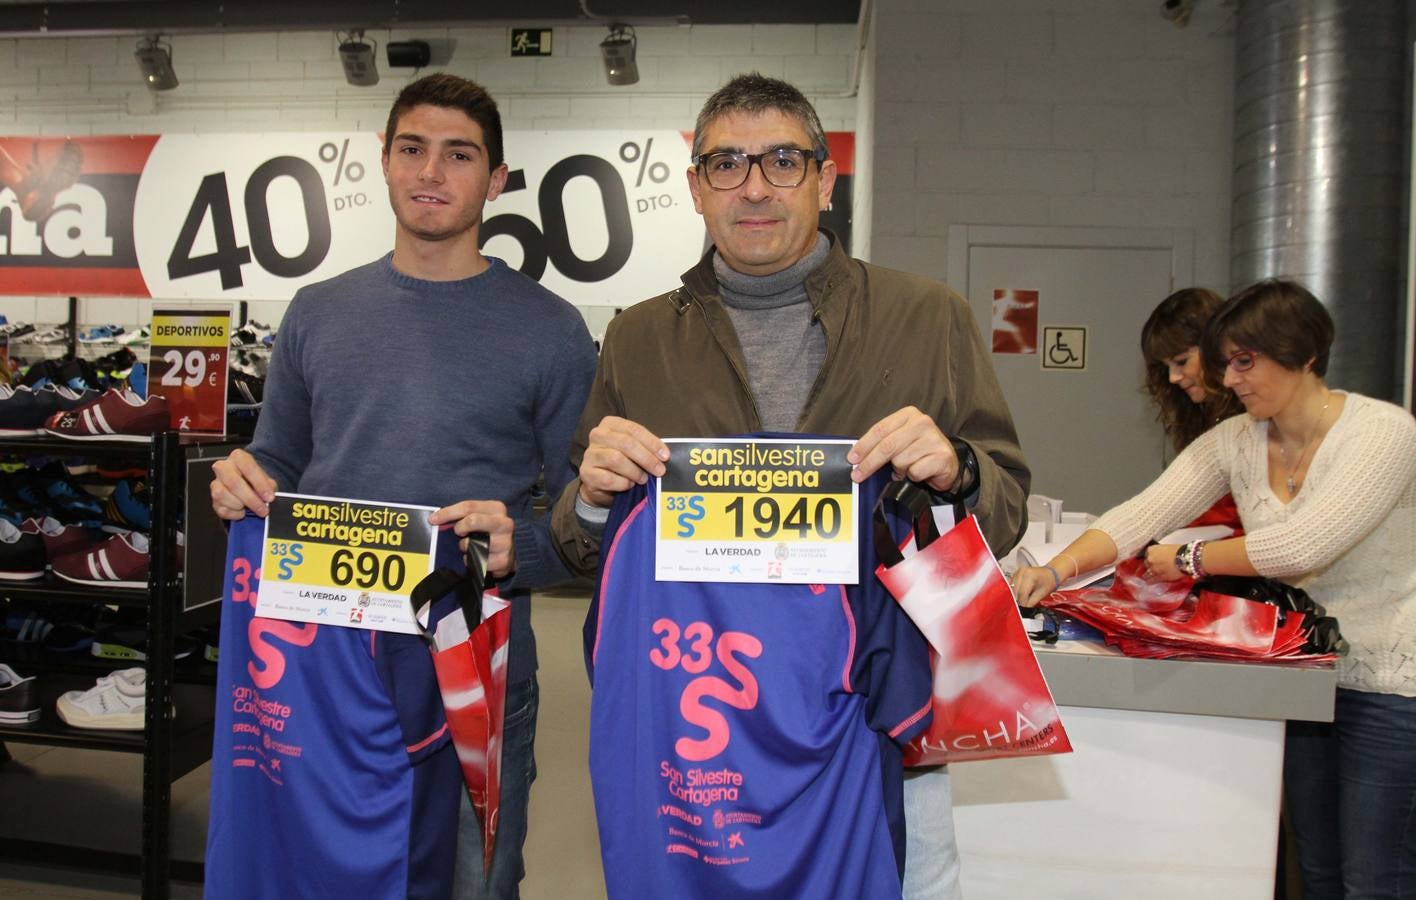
[410,547,511,875]
[874,482,1071,765]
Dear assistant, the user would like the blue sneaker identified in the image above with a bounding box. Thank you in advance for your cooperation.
[0,385,98,437]
[78,324,124,344]
[126,361,147,399]
[104,479,151,533]
[11,476,104,529]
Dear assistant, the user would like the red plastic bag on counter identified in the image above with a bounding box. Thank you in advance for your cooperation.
[875,483,1072,765]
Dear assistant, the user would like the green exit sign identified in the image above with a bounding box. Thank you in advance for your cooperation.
[510,29,553,57]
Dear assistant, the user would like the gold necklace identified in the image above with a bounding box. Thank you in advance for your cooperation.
[1274,393,1331,495]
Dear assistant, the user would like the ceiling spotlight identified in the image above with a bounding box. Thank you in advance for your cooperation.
[135,35,178,91]
[339,29,378,86]
[387,40,432,69]
[600,24,638,86]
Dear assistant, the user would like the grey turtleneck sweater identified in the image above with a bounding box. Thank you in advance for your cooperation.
[714,233,831,432]
[575,235,833,531]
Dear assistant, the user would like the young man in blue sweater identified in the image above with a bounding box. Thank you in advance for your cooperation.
[209,74,596,898]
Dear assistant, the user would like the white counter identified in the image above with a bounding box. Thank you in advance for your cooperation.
[946,639,1336,899]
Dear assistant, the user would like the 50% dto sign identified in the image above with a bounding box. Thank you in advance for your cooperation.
[479,136,677,283]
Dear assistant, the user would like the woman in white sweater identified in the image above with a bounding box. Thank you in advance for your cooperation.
[1015,279,1416,898]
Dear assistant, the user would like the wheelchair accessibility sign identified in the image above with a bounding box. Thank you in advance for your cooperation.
[1042,326,1086,370]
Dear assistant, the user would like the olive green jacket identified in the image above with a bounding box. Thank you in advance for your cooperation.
[550,233,1031,575]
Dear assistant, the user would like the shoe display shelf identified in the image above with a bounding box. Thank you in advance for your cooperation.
[0,431,245,897]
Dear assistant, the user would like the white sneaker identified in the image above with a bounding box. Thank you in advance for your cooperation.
[0,663,39,723]
[55,667,151,730]
[118,326,151,347]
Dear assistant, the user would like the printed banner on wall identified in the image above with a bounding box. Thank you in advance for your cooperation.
[0,131,854,304]
[991,288,1039,354]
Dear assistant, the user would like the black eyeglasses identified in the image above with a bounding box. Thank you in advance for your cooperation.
[692,147,826,190]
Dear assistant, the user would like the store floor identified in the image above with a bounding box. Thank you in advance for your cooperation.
[0,588,608,899]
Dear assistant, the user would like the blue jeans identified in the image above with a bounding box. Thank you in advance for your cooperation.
[452,676,539,900]
[1285,688,1416,899]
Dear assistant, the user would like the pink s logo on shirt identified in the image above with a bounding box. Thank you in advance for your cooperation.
[230,555,319,690]
[649,618,763,762]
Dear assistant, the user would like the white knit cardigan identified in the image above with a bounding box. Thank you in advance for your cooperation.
[1093,392,1416,697]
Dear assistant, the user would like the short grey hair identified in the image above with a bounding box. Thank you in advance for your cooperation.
[691,73,829,160]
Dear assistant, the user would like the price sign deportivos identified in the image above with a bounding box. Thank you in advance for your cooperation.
[150,306,230,432]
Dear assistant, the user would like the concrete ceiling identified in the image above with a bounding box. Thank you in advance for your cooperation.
[0,1,863,34]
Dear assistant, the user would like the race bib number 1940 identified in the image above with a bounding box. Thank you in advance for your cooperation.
[655,438,858,585]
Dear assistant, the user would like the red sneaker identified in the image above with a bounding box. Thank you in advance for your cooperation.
[52,531,149,589]
[44,389,169,442]
[20,516,91,566]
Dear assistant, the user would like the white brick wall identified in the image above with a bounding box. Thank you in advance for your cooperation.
[0,22,857,327]
[864,0,1234,292]
[1,6,1240,334]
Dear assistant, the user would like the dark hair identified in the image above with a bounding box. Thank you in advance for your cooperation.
[1141,288,1243,451]
[692,72,828,160]
[383,74,503,170]
[1201,278,1336,384]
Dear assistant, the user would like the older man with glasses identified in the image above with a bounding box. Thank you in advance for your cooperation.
[545,73,1030,898]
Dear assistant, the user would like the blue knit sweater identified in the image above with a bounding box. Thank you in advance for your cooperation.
[249,253,598,681]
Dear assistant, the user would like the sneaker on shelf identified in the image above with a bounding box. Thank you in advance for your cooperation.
[95,460,148,480]
[0,518,46,580]
[230,348,269,379]
[51,530,149,589]
[0,663,39,724]
[125,361,147,399]
[0,597,58,645]
[44,389,169,442]
[230,320,273,348]
[0,385,99,436]
[77,324,124,345]
[55,667,152,730]
[93,347,137,382]
[229,370,264,406]
[193,625,220,663]
[19,358,63,388]
[56,357,99,392]
[62,464,96,480]
[33,327,70,345]
[11,473,105,529]
[0,386,47,436]
[117,326,151,347]
[91,624,197,661]
[103,479,151,533]
[21,515,93,563]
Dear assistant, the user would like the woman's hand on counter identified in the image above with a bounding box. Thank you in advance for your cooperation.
[1012,565,1059,608]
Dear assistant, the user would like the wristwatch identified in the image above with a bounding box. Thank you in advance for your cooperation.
[947,437,979,499]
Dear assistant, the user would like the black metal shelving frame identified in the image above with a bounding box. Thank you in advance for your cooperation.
[0,431,244,897]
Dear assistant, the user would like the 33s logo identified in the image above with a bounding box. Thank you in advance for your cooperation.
[231,555,318,690]
[649,617,762,762]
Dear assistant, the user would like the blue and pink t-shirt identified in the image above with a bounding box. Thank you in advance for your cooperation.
[204,516,466,900]
[585,468,933,898]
